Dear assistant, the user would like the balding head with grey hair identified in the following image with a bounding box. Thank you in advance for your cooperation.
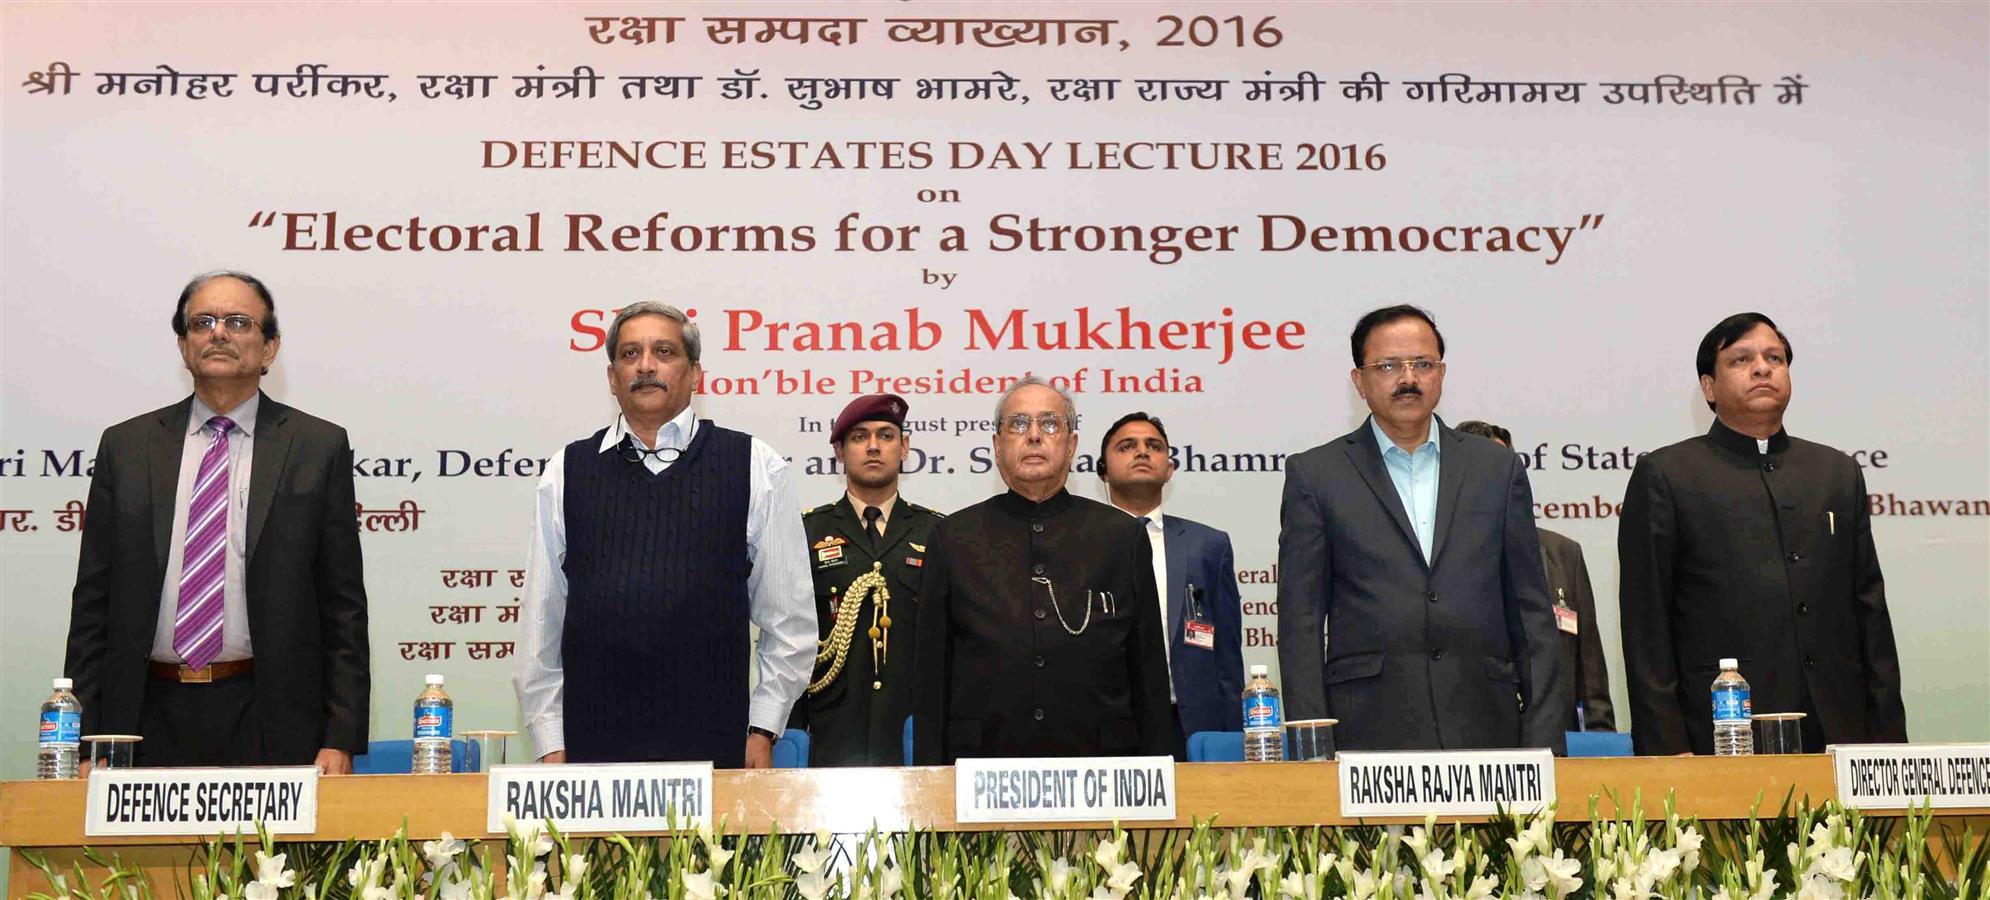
[991,375,1081,502]
[992,375,1076,428]
[606,302,701,365]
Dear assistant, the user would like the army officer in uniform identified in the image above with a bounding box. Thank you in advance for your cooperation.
[793,394,944,766]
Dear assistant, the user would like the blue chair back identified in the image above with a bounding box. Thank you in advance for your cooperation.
[903,716,914,766]
[1565,730,1635,758]
[773,729,810,768]
[352,739,481,774]
[1187,731,1246,762]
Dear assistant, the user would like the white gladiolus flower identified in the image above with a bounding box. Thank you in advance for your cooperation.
[1094,837,1126,869]
[1795,874,1848,900]
[1418,849,1456,882]
[1048,858,1075,893]
[791,845,835,875]
[245,883,279,900]
[815,828,836,849]
[1540,850,1583,898]
[561,853,589,891]
[438,876,473,900]
[253,851,296,888]
[796,870,834,900]
[422,834,466,872]
[1639,847,1682,884]
[878,862,904,899]
[1350,869,1379,900]
[1107,860,1143,894]
[1404,826,1433,859]
[705,840,734,875]
[1814,845,1864,882]
[1278,871,1307,899]
[682,869,722,900]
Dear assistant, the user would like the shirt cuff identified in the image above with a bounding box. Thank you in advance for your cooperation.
[527,716,565,759]
[747,696,789,738]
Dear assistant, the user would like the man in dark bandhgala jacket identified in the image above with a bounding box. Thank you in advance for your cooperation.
[1619,312,1905,756]
[914,377,1174,764]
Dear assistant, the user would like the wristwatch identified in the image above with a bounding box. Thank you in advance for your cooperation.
[747,725,779,740]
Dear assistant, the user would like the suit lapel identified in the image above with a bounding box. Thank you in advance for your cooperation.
[245,395,292,564]
[1429,424,1467,567]
[1343,425,1422,564]
[150,398,196,570]
[1162,515,1188,641]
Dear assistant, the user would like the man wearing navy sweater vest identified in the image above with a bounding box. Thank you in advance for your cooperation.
[513,302,816,768]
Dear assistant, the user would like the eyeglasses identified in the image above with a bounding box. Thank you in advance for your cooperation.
[1000,413,1076,435]
[187,314,261,335]
[621,439,682,465]
[1359,358,1441,376]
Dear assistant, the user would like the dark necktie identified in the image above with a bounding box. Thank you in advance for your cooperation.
[862,505,884,550]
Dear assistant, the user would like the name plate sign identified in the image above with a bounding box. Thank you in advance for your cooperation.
[955,756,1176,824]
[85,767,318,837]
[1338,749,1556,818]
[486,762,712,833]
[1832,743,1990,810]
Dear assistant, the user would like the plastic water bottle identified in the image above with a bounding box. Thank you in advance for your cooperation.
[37,677,82,779]
[1241,664,1285,762]
[1711,658,1753,756]
[411,674,453,774]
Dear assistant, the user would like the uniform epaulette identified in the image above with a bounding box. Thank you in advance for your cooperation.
[905,501,945,519]
[803,502,837,516]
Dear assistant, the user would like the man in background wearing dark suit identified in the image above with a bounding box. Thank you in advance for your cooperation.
[1456,419,1617,733]
[1097,412,1246,757]
[65,271,370,771]
[1276,305,1565,754]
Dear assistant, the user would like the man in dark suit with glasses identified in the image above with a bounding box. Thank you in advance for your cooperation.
[64,270,370,771]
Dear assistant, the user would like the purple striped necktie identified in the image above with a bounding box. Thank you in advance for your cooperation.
[175,416,234,671]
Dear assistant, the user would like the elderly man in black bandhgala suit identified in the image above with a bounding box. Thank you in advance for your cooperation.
[914,377,1174,764]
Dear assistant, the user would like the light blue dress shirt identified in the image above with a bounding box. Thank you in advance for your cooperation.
[1370,415,1441,562]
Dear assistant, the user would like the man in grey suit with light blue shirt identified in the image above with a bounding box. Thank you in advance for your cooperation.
[1275,305,1565,755]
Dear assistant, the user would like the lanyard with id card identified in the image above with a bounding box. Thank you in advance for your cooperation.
[1183,584,1215,650]
[1553,587,1579,635]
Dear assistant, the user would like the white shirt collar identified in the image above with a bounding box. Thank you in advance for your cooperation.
[600,406,698,453]
[1114,501,1164,530]
[189,393,258,438]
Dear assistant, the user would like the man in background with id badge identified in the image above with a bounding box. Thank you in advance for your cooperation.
[1098,412,1246,758]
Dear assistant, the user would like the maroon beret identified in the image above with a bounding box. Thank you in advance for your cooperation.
[830,393,909,444]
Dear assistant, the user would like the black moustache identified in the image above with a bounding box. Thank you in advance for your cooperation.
[1393,387,1422,397]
